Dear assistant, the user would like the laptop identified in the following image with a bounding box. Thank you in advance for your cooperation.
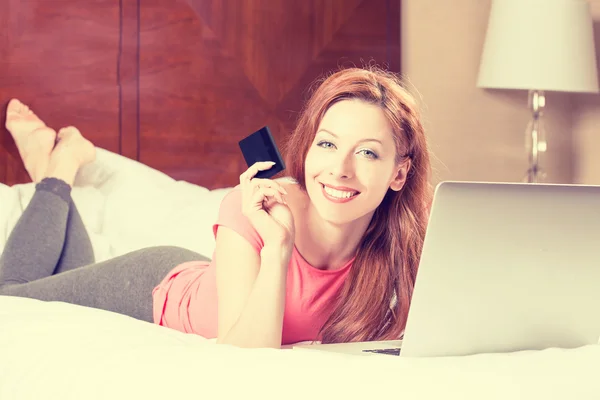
[294,181,600,357]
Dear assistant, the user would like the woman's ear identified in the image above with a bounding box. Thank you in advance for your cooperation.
[390,159,411,191]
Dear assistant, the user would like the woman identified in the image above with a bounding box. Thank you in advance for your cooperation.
[0,67,432,348]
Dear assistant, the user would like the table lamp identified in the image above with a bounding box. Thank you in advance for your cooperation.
[477,0,599,183]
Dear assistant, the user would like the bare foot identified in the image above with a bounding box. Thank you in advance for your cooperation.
[5,99,57,182]
[53,126,96,167]
[44,126,96,186]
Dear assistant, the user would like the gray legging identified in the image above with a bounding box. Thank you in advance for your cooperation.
[0,177,209,322]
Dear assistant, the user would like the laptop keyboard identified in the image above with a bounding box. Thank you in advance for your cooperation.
[362,347,401,356]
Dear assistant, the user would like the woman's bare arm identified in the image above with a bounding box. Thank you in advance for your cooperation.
[214,227,292,348]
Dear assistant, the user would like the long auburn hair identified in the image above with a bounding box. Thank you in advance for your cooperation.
[283,66,432,343]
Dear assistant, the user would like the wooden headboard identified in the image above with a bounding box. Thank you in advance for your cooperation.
[0,0,401,190]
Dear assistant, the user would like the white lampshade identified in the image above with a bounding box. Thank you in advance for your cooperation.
[477,0,599,93]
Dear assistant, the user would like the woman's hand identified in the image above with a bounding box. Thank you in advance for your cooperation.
[240,161,296,248]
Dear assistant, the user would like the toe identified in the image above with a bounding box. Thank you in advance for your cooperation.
[58,126,81,138]
[7,99,31,116]
[7,99,21,114]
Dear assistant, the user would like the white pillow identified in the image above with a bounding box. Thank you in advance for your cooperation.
[0,148,232,261]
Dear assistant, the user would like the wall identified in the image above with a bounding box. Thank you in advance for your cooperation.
[573,0,600,185]
[401,0,575,187]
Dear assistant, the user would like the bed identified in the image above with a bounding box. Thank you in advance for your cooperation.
[1,1,600,398]
[0,148,599,399]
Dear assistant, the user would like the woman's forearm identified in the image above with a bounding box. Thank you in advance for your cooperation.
[217,246,291,348]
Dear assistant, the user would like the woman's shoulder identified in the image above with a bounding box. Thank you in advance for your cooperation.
[217,185,242,212]
[213,187,264,250]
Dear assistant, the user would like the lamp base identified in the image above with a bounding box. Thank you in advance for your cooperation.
[524,90,547,183]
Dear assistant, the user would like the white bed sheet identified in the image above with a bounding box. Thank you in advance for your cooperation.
[1,149,599,399]
[0,296,598,400]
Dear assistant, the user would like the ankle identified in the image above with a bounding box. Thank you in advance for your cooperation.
[36,178,72,203]
[44,156,79,187]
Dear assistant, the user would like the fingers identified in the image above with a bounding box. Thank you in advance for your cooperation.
[250,178,288,195]
[247,180,287,206]
[242,185,286,217]
[239,161,276,184]
[239,162,287,200]
[252,186,285,206]
[240,163,289,218]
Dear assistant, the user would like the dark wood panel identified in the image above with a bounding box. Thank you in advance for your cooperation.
[0,0,122,185]
[119,0,141,160]
[1,0,401,190]
[138,0,401,190]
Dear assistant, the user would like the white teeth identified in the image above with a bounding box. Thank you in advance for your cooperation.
[323,185,357,199]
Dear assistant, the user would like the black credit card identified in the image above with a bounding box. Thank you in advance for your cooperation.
[238,126,286,179]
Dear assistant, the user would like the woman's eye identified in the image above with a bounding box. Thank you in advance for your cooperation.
[317,141,335,149]
[359,149,379,159]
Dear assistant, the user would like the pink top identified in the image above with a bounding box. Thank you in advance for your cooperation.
[152,186,353,345]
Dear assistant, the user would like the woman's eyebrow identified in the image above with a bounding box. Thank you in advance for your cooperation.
[317,129,383,145]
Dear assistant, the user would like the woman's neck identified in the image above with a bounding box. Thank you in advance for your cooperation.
[295,203,373,271]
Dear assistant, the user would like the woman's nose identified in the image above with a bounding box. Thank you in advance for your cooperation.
[328,153,354,179]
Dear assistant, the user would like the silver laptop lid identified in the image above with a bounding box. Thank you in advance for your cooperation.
[401,181,600,357]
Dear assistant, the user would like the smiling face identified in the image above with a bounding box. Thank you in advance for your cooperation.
[304,98,411,226]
